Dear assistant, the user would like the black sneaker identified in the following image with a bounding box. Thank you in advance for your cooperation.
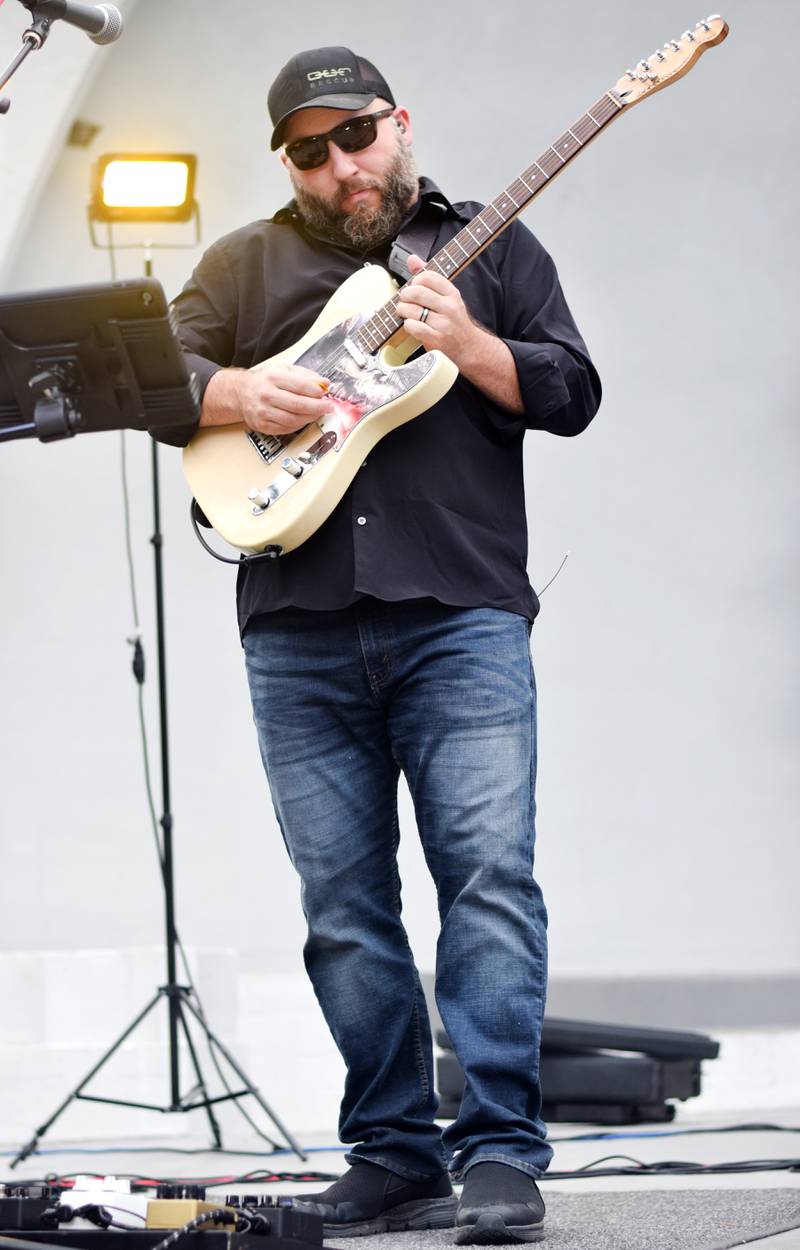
[454,1161,545,1244]
[290,1160,457,1236]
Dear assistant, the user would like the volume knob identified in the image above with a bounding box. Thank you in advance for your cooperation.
[248,488,271,510]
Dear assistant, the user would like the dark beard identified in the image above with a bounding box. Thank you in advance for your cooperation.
[290,139,420,251]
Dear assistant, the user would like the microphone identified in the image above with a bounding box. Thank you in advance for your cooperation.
[17,0,123,45]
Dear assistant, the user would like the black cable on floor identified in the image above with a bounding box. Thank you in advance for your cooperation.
[6,1154,799,1191]
[3,1120,798,1166]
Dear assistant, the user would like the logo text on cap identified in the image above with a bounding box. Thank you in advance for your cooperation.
[307,68,353,81]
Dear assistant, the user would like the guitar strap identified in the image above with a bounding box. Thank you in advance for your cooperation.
[388,210,442,285]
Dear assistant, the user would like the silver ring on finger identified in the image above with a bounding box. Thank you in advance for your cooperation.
[418,306,430,324]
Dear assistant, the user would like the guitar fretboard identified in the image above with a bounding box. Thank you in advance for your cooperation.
[353,90,623,356]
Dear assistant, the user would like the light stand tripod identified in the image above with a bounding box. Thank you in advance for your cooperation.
[1,276,306,1168]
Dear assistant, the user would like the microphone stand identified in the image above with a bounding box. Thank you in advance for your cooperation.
[0,5,55,115]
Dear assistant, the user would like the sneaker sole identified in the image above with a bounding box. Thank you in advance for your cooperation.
[454,1212,545,1244]
[321,1195,458,1238]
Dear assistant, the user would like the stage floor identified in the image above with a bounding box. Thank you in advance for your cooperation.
[2,1109,799,1249]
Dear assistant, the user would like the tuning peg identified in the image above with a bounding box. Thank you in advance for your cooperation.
[682,29,696,42]
[667,40,681,51]
[698,19,712,31]
[652,48,667,62]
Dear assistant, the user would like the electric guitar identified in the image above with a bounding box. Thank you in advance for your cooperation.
[183,16,728,557]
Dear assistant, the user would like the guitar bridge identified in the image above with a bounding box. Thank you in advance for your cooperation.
[247,430,286,464]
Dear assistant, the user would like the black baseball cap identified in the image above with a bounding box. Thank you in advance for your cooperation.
[268,46,395,150]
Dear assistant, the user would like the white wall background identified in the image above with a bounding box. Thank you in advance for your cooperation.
[1,0,798,1016]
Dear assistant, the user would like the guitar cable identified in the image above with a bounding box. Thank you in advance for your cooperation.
[188,498,278,566]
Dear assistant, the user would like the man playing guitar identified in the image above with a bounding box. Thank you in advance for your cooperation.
[172,46,601,1244]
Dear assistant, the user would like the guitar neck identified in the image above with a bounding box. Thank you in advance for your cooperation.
[355,89,624,356]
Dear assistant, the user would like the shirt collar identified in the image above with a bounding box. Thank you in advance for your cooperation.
[415,176,467,221]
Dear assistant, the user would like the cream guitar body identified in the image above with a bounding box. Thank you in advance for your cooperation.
[182,264,458,556]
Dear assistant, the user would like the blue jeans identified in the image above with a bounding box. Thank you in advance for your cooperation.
[243,598,552,1180]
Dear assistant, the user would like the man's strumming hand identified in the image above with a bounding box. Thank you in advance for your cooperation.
[200,362,333,434]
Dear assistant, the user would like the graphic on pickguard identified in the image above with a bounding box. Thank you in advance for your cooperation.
[295,314,436,449]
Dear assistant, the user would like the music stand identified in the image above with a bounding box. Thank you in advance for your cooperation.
[0,278,306,1166]
[0,277,198,442]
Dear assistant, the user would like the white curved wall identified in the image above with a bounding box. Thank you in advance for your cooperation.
[1,0,798,990]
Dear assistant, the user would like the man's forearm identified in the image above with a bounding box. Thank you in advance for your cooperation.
[453,325,524,416]
[200,368,246,427]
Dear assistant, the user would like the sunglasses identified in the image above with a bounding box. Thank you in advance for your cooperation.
[284,107,397,171]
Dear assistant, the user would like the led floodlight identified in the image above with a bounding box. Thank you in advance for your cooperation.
[90,152,197,223]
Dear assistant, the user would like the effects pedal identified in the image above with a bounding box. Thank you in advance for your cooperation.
[0,1184,65,1230]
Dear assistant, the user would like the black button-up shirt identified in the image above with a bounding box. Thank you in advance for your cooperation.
[169,178,601,635]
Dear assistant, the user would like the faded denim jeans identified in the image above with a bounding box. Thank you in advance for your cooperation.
[243,598,552,1180]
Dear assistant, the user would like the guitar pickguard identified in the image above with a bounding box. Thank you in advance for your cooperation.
[296,313,437,448]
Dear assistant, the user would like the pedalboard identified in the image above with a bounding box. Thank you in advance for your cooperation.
[0,1177,323,1249]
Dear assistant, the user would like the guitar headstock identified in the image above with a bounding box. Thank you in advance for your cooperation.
[612,15,729,107]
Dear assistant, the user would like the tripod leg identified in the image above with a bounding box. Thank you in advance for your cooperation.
[10,991,164,1168]
[174,992,223,1148]
[180,996,308,1162]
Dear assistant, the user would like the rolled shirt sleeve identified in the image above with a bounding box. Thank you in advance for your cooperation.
[160,242,239,446]
[172,241,238,379]
[494,219,602,439]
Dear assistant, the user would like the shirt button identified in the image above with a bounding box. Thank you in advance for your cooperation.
[356,516,367,526]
